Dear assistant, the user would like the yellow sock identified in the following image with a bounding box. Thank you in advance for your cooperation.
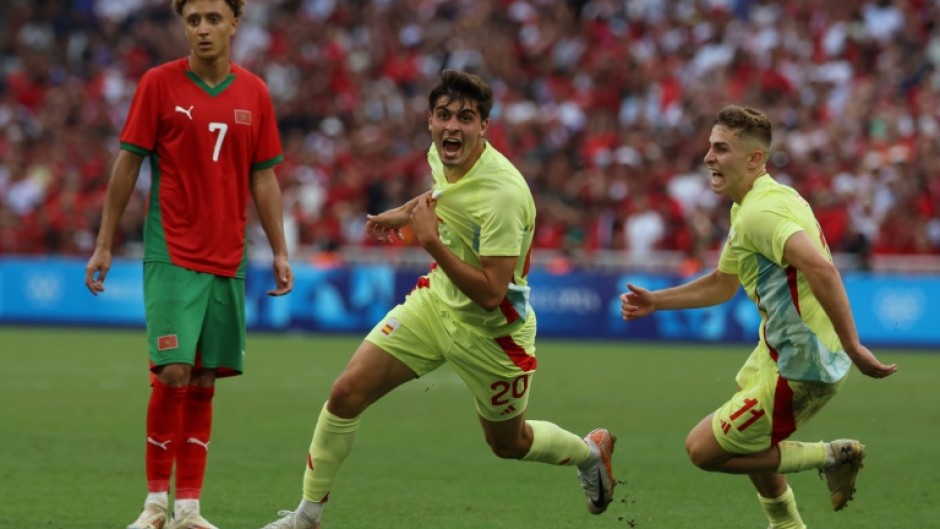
[758,486,806,529]
[777,441,826,473]
[302,402,361,502]
[521,420,592,466]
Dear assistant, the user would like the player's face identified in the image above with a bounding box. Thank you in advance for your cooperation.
[181,0,238,62]
[703,125,760,203]
[428,96,489,178]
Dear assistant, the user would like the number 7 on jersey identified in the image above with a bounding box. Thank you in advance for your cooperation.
[209,122,228,162]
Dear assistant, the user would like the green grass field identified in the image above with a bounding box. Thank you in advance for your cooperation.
[1,326,935,529]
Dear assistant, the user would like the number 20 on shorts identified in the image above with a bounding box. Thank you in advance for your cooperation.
[490,374,530,405]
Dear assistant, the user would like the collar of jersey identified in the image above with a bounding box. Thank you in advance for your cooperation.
[185,70,236,97]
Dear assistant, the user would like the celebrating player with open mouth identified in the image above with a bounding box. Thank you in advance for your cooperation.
[259,70,616,529]
[621,105,897,529]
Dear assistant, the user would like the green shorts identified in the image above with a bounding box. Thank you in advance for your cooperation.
[365,286,537,422]
[143,261,246,378]
[712,343,845,454]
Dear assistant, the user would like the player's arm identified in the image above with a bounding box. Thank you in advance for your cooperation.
[250,167,293,296]
[84,149,144,295]
[621,269,739,320]
[409,196,514,310]
[783,231,896,378]
[365,190,435,243]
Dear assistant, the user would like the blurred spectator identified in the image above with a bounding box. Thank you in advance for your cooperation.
[1,0,939,263]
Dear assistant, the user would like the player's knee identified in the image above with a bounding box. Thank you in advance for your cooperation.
[685,436,719,471]
[487,438,528,460]
[155,363,191,387]
[327,376,368,417]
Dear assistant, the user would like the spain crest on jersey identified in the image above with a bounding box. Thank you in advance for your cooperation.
[380,318,400,336]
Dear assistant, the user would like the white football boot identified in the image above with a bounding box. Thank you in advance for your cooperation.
[821,438,866,511]
[127,502,168,529]
[576,428,617,514]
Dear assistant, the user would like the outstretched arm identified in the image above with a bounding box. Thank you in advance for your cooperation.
[784,231,896,378]
[250,167,293,296]
[621,269,740,320]
[85,150,144,296]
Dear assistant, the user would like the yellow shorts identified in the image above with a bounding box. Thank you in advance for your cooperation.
[365,286,537,422]
[712,343,846,454]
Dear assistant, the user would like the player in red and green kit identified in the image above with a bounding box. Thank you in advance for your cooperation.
[84,2,293,529]
[621,105,896,529]
[259,71,616,529]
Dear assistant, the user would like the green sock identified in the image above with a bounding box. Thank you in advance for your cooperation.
[521,420,591,466]
[302,403,361,502]
[777,441,826,473]
[758,486,806,529]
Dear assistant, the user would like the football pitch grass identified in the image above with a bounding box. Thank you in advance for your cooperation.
[1,326,935,529]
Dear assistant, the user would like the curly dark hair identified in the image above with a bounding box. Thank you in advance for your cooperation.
[427,70,494,121]
[171,0,244,18]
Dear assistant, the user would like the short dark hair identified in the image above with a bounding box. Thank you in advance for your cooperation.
[427,70,494,121]
[714,105,772,148]
[171,0,244,18]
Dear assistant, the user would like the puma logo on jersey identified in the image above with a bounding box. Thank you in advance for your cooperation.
[186,437,210,451]
[175,105,194,120]
[147,437,172,451]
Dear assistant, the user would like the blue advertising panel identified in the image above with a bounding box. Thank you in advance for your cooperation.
[246,263,398,331]
[841,274,938,346]
[0,257,145,325]
[528,271,761,342]
[1,258,937,347]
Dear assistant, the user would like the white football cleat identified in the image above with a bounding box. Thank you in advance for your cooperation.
[168,511,220,529]
[821,438,866,511]
[577,428,617,514]
[127,502,168,529]
[259,508,321,529]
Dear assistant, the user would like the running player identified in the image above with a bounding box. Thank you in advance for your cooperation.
[621,105,897,529]
[259,70,615,529]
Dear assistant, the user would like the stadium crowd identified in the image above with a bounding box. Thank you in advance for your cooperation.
[1,0,939,267]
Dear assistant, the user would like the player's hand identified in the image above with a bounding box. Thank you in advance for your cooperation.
[409,194,439,246]
[84,248,112,296]
[845,344,897,379]
[365,209,409,243]
[267,255,293,296]
[621,283,655,320]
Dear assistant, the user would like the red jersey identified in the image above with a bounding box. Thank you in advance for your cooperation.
[120,58,282,277]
